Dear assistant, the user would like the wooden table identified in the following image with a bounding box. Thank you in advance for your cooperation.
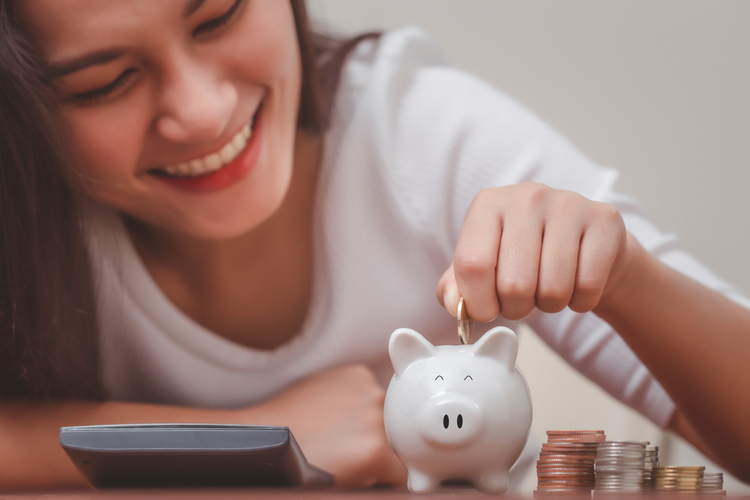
[3,489,745,500]
[1,487,507,499]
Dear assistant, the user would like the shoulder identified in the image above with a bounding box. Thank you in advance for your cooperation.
[334,27,588,185]
[336,27,532,135]
[327,27,618,245]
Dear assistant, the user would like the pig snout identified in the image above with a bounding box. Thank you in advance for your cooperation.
[419,396,485,448]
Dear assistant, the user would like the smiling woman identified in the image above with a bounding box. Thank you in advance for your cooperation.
[0,0,361,399]
[0,0,394,489]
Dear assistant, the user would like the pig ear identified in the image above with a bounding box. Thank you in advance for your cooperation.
[473,326,518,370]
[389,328,436,377]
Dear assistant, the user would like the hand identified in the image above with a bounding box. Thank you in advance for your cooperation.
[437,183,630,321]
[255,365,407,488]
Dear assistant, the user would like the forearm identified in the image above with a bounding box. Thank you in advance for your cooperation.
[595,233,750,482]
[0,399,267,490]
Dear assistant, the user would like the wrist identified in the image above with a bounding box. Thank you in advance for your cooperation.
[594,231,651,318]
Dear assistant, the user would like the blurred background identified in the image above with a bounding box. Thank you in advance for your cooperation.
[307,0,750,494]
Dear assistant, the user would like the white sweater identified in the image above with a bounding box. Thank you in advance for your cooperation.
[87,27,748,433]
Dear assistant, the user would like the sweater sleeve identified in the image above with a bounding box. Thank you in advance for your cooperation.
[366,27,749,428]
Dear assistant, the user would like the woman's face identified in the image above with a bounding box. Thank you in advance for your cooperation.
[19,0,302,239]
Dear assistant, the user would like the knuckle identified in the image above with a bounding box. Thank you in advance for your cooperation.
[569,278,604,312]
[454,253,495,283]
[520,182,551,206]
[536,300,566,314]
[536,283,572,312]
[500,300,535,320]
[471,187,499,209]
[557,190,585,212]
[497,275,536,302]
[595,201,623,227]
[538,281,572,303]
[569,297,597,313]
[576,275,604,297]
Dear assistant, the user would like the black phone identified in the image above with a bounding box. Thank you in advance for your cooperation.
[59,424,334,489]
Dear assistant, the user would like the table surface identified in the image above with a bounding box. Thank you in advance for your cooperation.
[3,488,748,500]
[1,487,490,499]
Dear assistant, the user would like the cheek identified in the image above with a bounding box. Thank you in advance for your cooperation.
[62,100,149,181]
[226,0,300,85]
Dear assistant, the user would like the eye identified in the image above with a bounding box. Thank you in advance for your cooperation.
[464,375,473,381]
[435,375,444,381]
[193,0,245,37]
[67,68,138,106]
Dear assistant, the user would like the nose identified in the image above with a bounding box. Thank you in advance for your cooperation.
[419,396,484,449]
[155,57,237,144]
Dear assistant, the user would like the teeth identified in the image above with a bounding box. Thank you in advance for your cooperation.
[159,118,254,178]
[204,153,222,171]
[219,142,235,163]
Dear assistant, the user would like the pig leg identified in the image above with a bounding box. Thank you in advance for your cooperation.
[475,471,509,494]
[407,469,440,493]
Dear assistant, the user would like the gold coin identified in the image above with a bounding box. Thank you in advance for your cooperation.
[457,296,473,345]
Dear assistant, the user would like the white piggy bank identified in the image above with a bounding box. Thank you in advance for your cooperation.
[384,327,532,494]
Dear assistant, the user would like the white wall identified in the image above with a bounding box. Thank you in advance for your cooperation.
[306,0,750,494]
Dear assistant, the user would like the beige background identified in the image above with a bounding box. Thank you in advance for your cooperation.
[306,0,750,494]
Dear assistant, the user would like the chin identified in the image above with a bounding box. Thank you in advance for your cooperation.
[172,194,288,241]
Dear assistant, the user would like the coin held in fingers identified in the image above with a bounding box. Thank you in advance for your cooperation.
[457,296,473,345]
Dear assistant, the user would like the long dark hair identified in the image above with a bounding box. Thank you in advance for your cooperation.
[0,0,376,400]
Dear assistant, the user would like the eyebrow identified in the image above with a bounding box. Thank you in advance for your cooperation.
[47,49,126,78]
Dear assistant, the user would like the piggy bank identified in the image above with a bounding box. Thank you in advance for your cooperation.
[384,327,532,494]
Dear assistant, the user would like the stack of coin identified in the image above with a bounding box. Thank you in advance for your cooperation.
[642,445,660,488]
[702,472,725,494]
[594,441,648,492]
[535,430,605,493]
[651,466,704,491]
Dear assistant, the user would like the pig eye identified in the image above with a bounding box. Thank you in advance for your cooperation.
[464,375,473,381]
[435,375,444,381]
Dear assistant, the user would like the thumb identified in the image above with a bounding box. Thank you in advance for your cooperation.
[437,263,460,317]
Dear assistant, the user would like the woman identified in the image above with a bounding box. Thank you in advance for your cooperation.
[1,0,749,490]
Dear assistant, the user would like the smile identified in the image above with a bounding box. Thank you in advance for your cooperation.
[147,105,264,194]
[154,115,256,178]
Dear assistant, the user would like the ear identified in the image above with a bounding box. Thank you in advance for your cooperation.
[389,328,436,377]
[472,326,518,370]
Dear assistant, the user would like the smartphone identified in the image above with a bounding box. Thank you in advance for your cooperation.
[59,424,334,488]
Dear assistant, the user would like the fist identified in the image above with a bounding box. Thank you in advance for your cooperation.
[438,183,629,321]
[258,365,407,488]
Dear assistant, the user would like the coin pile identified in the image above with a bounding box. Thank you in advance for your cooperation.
[652,466,704,492]
[702,472,725,494]
[535,430,605,493]
[642,445,660,488]
[594,440,648,492]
